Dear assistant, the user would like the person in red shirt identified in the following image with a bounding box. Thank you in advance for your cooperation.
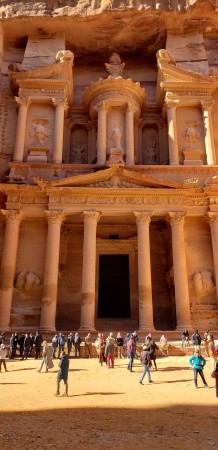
[127,336,135,372]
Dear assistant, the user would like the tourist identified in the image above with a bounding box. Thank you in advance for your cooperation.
[95,333,104,366]
[116,332,124,358]
[37,341,54,373]
[67,333,74,357]
[105,335,115,368]
[34,331,43,359]
[85,333,92,358]
[139,345,152,384]
[207,335,217,371]
[127,336,135,372]
[147,337,159,370]
[58,333,65,358]
[203,330,210,356]
[9,333,15,359]
[29,333,34,357]
[160,334,168,357]
[191,330,202,351]
[56,352,69,397]
[18,334,25,357]
[21,333,32,360]
[0,344,8,372]
[106,332,116,346]
[145,333,152,345]
[13,332,19,358]
[74,332,81,358]
[124,333,130,356]
[0,332,6,345]
[181,330,190,348]
[132,330,138,345]
[189,349,210,389]
[211,362,218,398]
[51,334,58,358]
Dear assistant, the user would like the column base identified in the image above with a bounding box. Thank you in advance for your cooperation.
[176,325,192,332]
[79,326,97,333]
[0,325,11,332]
[39,326,56,333]
[138,326,156,333]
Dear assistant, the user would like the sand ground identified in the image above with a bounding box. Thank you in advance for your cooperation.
[0,354,217,450]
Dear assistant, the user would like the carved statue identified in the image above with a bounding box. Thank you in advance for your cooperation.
[15,271,41,292]
[56,50,74,64]
[104,53,125,78]
[111,124,123,149]
[29,119,50,145]
[193,269,215,296]
[156,49,176,65]
[143,128,158,164]
[71,143,86,163]
[184,121,200,145]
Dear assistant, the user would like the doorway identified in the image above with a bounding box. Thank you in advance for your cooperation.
[98,254,131,318]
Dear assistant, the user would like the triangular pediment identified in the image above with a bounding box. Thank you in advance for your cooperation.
[34,167,197,190]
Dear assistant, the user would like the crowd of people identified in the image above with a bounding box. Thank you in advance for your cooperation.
[0,329,218,397]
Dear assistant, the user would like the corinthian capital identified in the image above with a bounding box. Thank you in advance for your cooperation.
[83,211,101,224]
[1,209,23,224]
[167,211,187,225]
[44,210,65,224]
[15,96,29,107]
[201,100,214,111]
[164,100,179,110]
[204,212,218,226]
[134,211,153,224]
[52,98,68,110]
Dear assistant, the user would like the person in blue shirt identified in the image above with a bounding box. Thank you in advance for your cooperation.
[189,349,210,389]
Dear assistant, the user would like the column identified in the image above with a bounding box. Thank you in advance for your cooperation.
[80,211,100,331]
[201,100,216,165]
[138,120,143,165]
[206,212,218,304]
[87,122,92,163]
[134,211,154,331]
[40,211,64,331]
[168,211,192,329]
[134,120,139,164]
[165,100,179,165]
[126,105,135,165]
[96,103,107,165]
[0,210,23,330]
[13,97,29,162]
[52,98,68,163]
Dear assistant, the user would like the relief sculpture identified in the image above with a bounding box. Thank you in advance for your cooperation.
[183,121,200,147]
[193,269,215,296]
[29,118,50,145]
[71,143,86,163]
[143,128,158,164]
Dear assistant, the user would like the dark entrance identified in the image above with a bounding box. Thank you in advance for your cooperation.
[98,254,130,318]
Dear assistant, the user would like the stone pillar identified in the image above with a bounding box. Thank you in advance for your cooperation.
[134,120,139,164]
[97,103,107,165]
[0,210,23,330]
[201,100,216,165]
[134,211,154,331]
[52,98,68,163]
[165,100,179,165]
[88,122,93,164]
[126,105,135,166]
[40,211,64,332]
[13,97,29,162]
[206,212,218,304]
[80,211,100,331]
[138,120,143,165]
[168,212,192,329]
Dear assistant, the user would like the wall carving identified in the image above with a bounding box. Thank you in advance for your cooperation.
[104,53,125,78]
[143,128,158,164]
[193,269,216,296]
[71,143,86,163]
[29,118,50,145]
[110,124,123,149]
[15,271,41,292]
[183,121,200,147]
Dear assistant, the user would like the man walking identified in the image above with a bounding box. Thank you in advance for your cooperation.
[56,352,69,397]
[139,345,152,384]
[189,349,210,389]
[127,336,135,372]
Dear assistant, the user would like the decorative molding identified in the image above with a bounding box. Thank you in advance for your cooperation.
[44,210,65,224]
[83,211,101,224]
[1,209,23,224]
[167,211,187,224]
[134,211,153,224]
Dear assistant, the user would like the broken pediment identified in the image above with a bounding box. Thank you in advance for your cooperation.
[34,167,198,190]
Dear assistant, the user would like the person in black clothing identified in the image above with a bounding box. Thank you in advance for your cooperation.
[18,334,25,357]
[28,333,35,357]
[34,331,43,359]
[192,330,202,351]
[56,352,69,397]
[147,338,159,371]
[13,332,19,358]
[181,330,190,348]
[9,333,15,359]
[67,333,74,357]
[116,332,124,358]
[21,333,32,360]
